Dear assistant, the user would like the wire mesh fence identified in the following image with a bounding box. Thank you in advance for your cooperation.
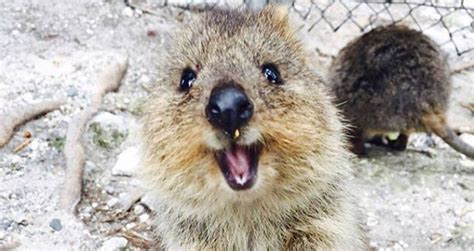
[130,0,474,56]
[290,0,474,56]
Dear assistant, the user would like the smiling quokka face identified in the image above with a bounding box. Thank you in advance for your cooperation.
[141,6,344,206]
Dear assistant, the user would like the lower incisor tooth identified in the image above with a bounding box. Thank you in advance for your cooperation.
[236,175,246,185]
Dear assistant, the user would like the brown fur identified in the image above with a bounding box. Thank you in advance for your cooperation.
[328,25,474,158]
[140,6,366,250]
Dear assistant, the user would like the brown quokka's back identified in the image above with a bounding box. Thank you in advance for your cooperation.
[140,6,366,250]
[328,25,474,158]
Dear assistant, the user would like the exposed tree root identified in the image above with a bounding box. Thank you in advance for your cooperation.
[0,239,21,250]
[0,98,65,148]
[61,55,128,214]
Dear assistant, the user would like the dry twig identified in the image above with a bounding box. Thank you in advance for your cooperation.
[13,138,32,153]
[119,230,153,249]
[13,131,33,153]
[60,55,128,214]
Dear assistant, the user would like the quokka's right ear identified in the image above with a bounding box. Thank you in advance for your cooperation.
[261,4,290,28]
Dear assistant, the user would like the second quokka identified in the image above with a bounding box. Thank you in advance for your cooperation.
[328,25,474,158]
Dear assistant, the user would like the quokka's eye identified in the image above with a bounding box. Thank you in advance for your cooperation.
[262,63,282,85]
[180,68,197,91]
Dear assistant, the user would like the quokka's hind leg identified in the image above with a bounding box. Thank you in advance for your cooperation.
[349,128,367,156]
[387,133,409,151]
[366,133,408,151]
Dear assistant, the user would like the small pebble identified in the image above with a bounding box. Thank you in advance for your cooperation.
[80,212,92,221]
[140,193,154,210]
[139,213,150,223]
[112,146,140,176]
[0,218,14,230]
[367,217,379,227]
[23,131,32,138]
[49,218,62,232]
[460,159,474,168]
[459,134,474,147]
[125,222,136,230]
[369,241,378,249]
[105,185,115,195]
[399,240,409,248]
[133,204,145,215]
[393,242,404,251]
[122,7,133,17]
[107,198,119,208]
[67,87,78,97]
[140,74,150,83]
[81,206,94,214]
[99,236,128,251]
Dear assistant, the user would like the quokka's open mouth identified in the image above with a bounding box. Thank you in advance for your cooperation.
[214,143,262,191]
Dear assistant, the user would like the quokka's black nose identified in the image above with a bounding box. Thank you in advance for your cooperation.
[206,83,253,138]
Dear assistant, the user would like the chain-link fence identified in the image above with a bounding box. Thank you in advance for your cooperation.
[127,0,474,56]
[290,0,474,56]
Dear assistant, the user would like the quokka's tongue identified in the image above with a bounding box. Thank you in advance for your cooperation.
[224,146,252,185]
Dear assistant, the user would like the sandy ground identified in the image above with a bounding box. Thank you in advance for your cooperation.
[0,0,473,250]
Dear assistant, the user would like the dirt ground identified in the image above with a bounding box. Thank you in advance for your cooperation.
[0,0,473,250]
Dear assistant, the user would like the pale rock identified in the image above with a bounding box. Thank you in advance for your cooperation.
[112,146,140,176]
[107,198,119,208]
[459,133,474,147]
[139,213,150,223]
[122,7,134,17]
[133,204,145,215]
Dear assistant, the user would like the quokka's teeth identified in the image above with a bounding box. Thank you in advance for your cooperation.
[235,175,246,185]
[233,129,240,139]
